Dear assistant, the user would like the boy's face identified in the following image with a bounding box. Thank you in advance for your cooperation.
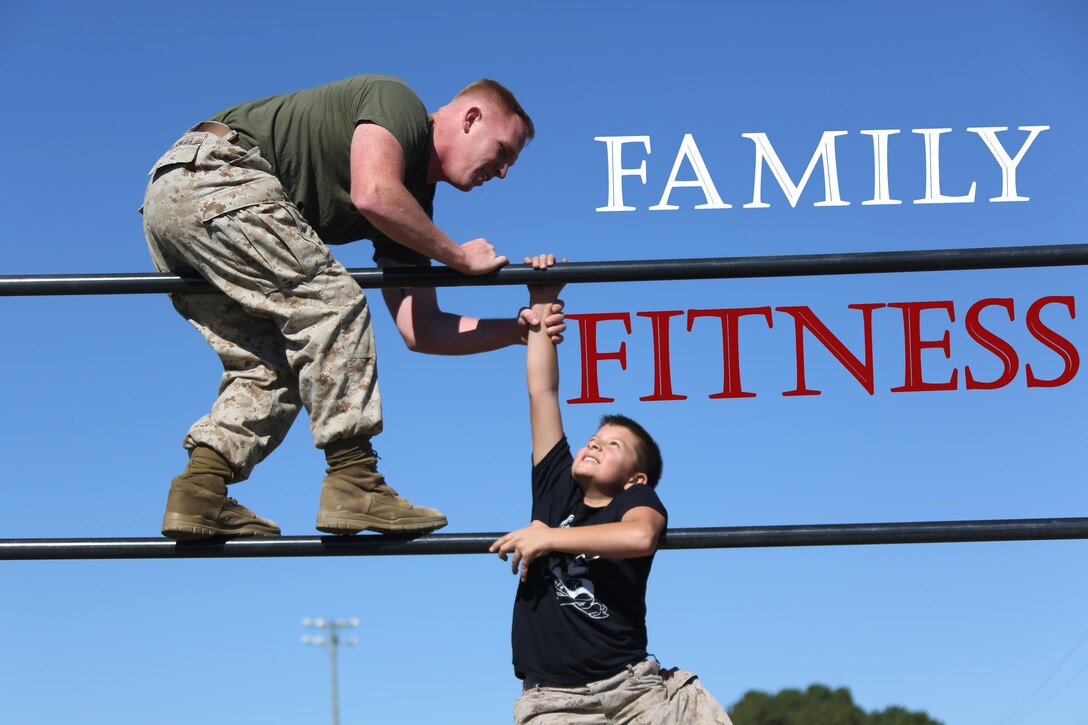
[572,424,648,490]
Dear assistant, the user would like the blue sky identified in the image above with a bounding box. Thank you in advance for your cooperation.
[1,1,1086,723]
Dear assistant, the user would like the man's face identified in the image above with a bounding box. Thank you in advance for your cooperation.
[571,424,646,490]
[443,105,527,191]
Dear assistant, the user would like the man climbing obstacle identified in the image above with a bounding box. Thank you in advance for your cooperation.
[141,75,563,540]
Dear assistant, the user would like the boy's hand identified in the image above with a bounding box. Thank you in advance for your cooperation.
[519,253,567,344]
[490,520,554,582]
[525,253,566,300]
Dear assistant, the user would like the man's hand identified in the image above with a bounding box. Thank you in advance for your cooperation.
[452,238,509,275]
[490,520,554,582]
[517,301,565,344]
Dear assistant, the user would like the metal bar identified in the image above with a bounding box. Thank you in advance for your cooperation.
[2,517,1086,561]
[3,243,1087,297]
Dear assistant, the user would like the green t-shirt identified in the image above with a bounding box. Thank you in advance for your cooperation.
[212,74,434,264]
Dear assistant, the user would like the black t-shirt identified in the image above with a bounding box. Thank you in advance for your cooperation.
[511,437,668,686]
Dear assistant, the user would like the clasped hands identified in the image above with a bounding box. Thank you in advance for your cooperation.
[517,252,567,344]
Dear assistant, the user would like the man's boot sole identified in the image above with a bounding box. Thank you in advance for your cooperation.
[162,513,281,541]
[315,512,448,536]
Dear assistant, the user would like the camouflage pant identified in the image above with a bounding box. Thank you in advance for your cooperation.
[142,127,381,481]
[514,658,733,725]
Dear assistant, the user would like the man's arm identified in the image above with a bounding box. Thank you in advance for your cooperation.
[489,506,667,582]
[380,285,565,355]
[350,123,506,274]
[354,123,565,354]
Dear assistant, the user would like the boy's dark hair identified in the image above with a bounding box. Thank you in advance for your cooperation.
[599,414,663,488]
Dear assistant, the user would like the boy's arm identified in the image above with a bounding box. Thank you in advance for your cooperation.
[525,254,565,465]
[489,506,666,581]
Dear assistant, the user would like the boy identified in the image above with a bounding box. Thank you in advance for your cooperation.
[490,256,732,724]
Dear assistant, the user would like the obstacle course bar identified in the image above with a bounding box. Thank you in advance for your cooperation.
[3,517,1086,561]
[2,243,1087,297]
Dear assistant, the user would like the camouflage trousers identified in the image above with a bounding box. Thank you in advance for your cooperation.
[142,126,381,481]
[514,658,733,725]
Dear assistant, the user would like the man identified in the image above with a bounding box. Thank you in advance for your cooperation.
[142,75,561,540]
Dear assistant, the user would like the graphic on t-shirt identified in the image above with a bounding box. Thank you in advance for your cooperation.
[544,514,609,620]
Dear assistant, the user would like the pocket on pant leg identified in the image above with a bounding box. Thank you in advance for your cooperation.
[197,176,284,223]
[142,139,203,214]
[200,193,333,296]
[200,139,273,173]
[147,138,201,177]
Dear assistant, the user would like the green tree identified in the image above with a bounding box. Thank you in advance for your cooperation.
[868,705,944,725]
[728,684,943,725]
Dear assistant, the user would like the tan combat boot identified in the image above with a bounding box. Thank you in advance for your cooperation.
[161,446,280,541]
[316,437,447,535]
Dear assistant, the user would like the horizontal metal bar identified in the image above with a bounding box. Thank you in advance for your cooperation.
[3,243,1087,296]
[2,517,1085,561]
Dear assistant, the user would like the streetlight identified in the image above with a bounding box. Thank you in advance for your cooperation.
[302,616,359,725]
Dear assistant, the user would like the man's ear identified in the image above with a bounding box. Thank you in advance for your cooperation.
[463,106,482,132]
[625,472,649,487]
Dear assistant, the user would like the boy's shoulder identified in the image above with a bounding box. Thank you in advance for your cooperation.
[531,436,580,513]
[531,436,574,486]
[613,482,666,512]
[584,483,667,524]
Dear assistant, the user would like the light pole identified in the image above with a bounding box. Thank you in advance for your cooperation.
[302,617,358,725]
